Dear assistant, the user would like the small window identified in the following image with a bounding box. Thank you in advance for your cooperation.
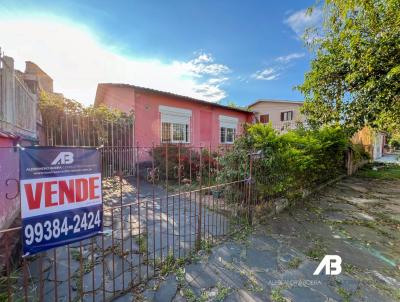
[220,126,236,144]
[260,114,269,124]
[281,111,293,121]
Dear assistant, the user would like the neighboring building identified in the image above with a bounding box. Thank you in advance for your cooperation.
[248,99,305,132]
[352,126,385,160]
[95,83,253,149]
[0,55,37,232]
[17,61,54,94]
[0,54,52,232]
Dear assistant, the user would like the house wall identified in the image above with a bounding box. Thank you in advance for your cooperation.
[250,101,304,125]
[100,86,251,148]
[0,137,19,231]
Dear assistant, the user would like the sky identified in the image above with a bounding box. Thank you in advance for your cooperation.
[0,0,322,106]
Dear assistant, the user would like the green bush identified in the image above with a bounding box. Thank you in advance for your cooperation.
[388,133,400,150]
[218,124,348,202]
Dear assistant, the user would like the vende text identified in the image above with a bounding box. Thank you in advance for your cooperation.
[21,174,101,216]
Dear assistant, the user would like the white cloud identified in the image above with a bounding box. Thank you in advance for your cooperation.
[176,53,231,77]
[0,16,230,105]
[251,68,279,81]
[284,7,322,39]
[275,52,305,63]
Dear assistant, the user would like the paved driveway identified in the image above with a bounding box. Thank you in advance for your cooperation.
[136,174,400,301]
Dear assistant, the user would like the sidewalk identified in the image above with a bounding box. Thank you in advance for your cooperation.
[375,153,400,164]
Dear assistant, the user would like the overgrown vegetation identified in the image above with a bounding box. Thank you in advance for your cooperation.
[218,124,348,202]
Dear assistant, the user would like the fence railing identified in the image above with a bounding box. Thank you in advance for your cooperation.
[0,145,259,302]
[0,54,37,139]
[270,121,305,133]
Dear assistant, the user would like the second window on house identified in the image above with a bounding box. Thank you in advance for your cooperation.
[260,114,269,123]
[281,111,294,121]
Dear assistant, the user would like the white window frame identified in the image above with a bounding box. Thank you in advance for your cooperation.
[281,111,294,121]
[219,115,238,144]
[160,105,192,143]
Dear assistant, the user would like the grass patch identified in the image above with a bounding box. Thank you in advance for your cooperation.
[357,164,400,180]
[270,287,287,302]
[215,282,231,301]
[287,257,302,269]
[343,263,358,274]
[70,248,82,261]
[181,287,197,302]
[306,240,327,261]
[337,287,351,302]
[136,233,148,254]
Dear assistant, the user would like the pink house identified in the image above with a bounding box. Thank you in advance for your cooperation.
[94,84,253,149]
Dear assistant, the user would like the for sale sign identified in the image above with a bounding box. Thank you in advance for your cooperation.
[20,147,103,256]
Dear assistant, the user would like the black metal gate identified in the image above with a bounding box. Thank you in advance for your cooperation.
[0,144,258,302]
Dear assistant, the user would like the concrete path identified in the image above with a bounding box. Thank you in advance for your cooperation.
[132,175,400,301]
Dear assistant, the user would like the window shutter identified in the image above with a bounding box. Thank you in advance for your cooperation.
[280,112,284,121]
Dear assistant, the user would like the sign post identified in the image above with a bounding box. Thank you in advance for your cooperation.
[20,147,103,256]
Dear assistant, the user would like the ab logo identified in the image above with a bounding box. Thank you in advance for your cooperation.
[313,255,342,275]
[51,152,74,165]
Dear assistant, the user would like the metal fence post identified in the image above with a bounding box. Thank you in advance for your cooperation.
[248,153,253,225]
[195,146,203,251]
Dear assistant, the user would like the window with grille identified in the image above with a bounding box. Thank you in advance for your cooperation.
[161,122,189,143]
[260,114,269,123]
[219,115,238,144]
[280,111,293,121]
[159,105,191,143]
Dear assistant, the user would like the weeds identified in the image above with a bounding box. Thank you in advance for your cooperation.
[337,287,351,302]
[136,233,148,254]
[215,282,231,301]
[287,257,302,269]
[306,240,327,261]
[270,287,287,302]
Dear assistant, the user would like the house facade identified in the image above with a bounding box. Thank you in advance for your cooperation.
[248,99,305,132]
[94,84,253,148]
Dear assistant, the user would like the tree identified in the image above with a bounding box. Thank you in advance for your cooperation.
[297,0,400,134]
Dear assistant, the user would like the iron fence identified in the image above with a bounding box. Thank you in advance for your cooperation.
[0,144,259,302]
[43,115,136,178]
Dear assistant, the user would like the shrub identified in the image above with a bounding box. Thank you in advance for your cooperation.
[151,145,218,184]
[388,133,400,150]
[218,124,349,202]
